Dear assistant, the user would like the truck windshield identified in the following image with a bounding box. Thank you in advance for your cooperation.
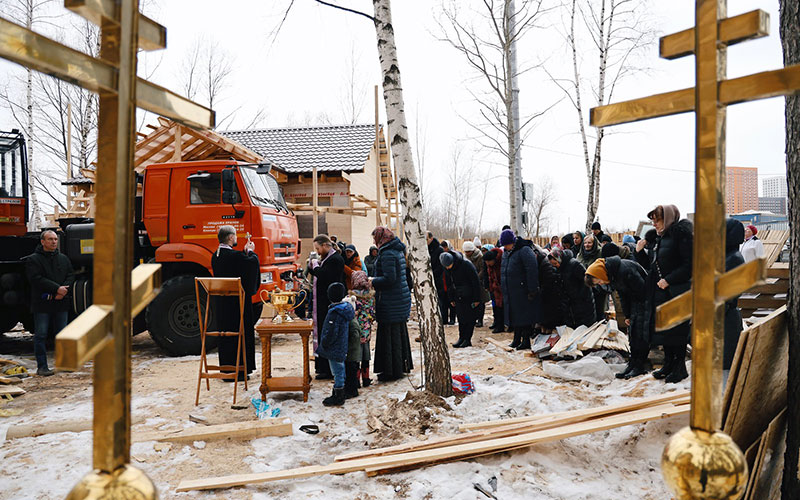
[0,134,24,198]
[239,167,288,211]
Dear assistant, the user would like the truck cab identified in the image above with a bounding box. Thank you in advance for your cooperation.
[139,160,300,355]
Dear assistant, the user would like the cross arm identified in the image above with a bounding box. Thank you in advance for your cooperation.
[64,0,166,51]
[590,65,800,127]
[56,264,162,370]
[0,18,214,129]
[660,10,770,60]
[655,258,768,331]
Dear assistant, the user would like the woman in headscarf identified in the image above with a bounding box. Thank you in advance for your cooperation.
[642,204,693,384]
[579,234,604,319]
[368,227,413,381]
[572,231,585,250]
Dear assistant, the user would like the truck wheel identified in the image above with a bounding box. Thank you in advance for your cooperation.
[146,275,216,356]
[0,308,19,334]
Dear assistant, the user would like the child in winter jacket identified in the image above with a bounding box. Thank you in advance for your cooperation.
[348,271,376,386]
[316,282,355,406]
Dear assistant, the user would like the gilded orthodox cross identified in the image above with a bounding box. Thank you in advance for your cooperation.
[0,0,213,497]
[590,2,800,498]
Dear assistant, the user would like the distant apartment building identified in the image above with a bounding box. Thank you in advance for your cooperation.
[762,176,787,198]
[726,166,758,214]
[759,196,787,215]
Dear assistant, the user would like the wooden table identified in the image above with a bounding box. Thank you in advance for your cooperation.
[255,318,313,403]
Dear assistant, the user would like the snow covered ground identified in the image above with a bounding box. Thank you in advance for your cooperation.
[0,325,690,499]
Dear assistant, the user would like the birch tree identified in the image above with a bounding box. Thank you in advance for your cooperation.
[274,0,454,396]
[547,0,655,229]
[438,0,550,232]
[779,0,800,495]
[178,37,235,128]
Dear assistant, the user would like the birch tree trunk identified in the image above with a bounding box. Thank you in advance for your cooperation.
[372,0,453,397]
[24,0,43,230]
[780,0,800,495]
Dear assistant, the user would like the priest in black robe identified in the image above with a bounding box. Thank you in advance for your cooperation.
[211,225,261,379]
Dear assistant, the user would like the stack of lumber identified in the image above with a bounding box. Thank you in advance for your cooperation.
[739,262,788,321]
[758,229,789,267]
[175,391,689,492]
[545,321,628,360]
[722,306,788,498]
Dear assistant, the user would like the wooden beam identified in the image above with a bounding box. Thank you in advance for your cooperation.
[0,18,214,129]
[175,403,688,491]
[55,304,113,371]
[133,418,292,443]
[659,10,770,60]
[590,64,800,127]
[64,0,167,51]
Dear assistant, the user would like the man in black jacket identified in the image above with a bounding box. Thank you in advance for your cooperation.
[211,225,261,380]
[307,234,345,379]
[440,251,481,348]
[426,232,449,324]
[25,230,75,376]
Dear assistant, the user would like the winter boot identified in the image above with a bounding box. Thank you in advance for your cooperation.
[615,362,634,379]
[489,307,499,329]
[653,347,676,380]
[508,330,522,349]
[665,347,689,383]
[515,331,531,351]
[624,357,648,379]
[344,363,359,399]
[323,387,345,406]
[361,364,372,387]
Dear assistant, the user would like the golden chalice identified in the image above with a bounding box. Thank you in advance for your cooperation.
[262,290,305,324]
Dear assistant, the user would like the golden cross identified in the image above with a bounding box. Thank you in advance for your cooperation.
[0,1,213,497]
[590,2,800,498]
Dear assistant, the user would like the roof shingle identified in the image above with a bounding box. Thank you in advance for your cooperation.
[222,124,377,174]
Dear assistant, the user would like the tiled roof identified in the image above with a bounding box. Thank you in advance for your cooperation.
[62,176,94,185]
[222,124,377,174]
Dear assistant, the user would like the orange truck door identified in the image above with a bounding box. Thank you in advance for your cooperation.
[175,170,248,251]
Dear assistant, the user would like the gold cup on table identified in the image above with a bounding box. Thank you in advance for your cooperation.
[261,289,305,324]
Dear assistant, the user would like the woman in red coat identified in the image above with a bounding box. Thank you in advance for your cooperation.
[483,248,505,333]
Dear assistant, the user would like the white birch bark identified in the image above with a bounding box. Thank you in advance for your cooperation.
[24,0,42,230]
[372,0,453,397]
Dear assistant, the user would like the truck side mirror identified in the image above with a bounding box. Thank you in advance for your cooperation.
[221,168,237,204]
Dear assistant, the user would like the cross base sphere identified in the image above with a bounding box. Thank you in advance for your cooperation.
[66,464,157,500]
[661,426,747,499]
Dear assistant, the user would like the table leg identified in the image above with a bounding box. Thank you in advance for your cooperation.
[302,332,310,403]
[261,334,271,402]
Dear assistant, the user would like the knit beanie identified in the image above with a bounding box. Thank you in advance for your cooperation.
[585,258,609,283]
[483,248,498,262]
[473,236,482,248]
[439,252,454,267]
[327,282,346,303]
[351,271,370,290]
[499,229,516,246]
[591,221,602,231]
[601,242,620,258]
[622,234,635,244]
[463,241,476,252]
[747,225,758,236]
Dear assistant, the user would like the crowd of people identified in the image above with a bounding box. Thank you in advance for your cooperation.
[206,205,759,407]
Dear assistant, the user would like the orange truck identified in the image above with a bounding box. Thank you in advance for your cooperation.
[0,130,300,356]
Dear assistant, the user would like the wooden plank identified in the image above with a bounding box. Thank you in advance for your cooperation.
[736,296,786,309]
[743,436,765,500]
[721,326,749,425]
[335,399,689,463]
[0,385,25,396]
[723,306,788,451]
[767,263,789,279]
[175,403,688,492]
[0,376,22,385]
[459,390,689,432]
[133,418,292,443]
[748,408,787,500]
[485,338,513,352]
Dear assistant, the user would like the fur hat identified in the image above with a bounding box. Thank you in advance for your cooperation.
[439,252,454,267]
[499,229,516,246]
[463,241,476,252]
[327,282,346,303]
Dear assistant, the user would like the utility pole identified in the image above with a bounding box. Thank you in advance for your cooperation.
[509,0,524,233]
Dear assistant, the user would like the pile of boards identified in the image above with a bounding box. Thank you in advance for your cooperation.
[723,306,789,500]
[175,391,689,492]
[532,320,629,359]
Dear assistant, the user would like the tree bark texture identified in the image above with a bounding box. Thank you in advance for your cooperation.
[372,0,453,397]
[780,0,800,496]
[24,0,42,230]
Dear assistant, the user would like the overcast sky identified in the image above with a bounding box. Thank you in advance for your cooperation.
[0,0,789,234]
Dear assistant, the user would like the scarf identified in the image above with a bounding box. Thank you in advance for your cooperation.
[372,226,395,248]
[659,204,680,235]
